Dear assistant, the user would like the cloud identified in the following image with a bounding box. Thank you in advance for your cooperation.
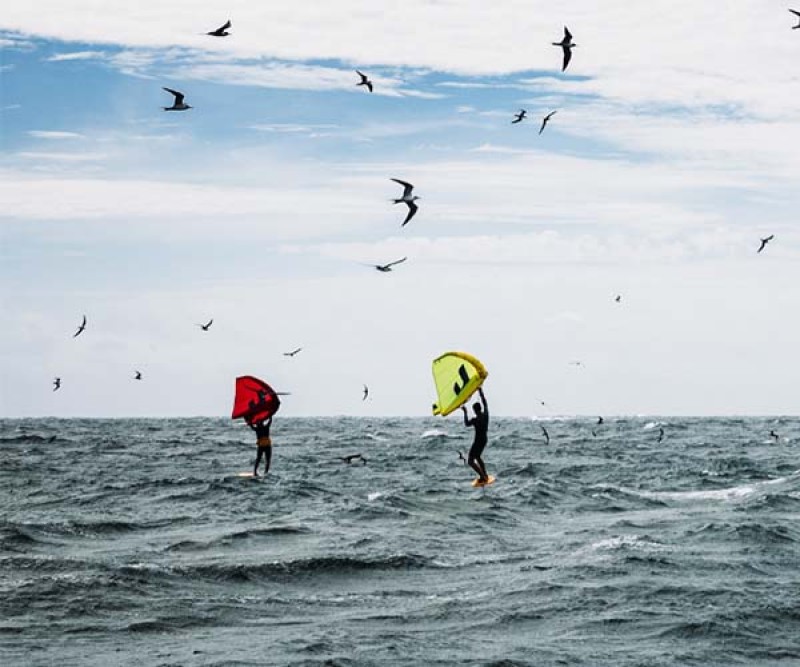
[15,151,106,162]
[46,50,105,61]
[27,130,86,139]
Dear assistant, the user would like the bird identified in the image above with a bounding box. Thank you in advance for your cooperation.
[374,257,407,272]
[541,425,550,445]
[198,319,213,331]
[356,70,373,93]
[362,384,369,401]
[597,416,604,425]
[73,315,87,338]
[539,110,557,134]
[339,453,367,465]
[757,235,774,253]
[53,377,61,392]
[283,347,303,357]
[162,87,192,111]
[569,361,585,368]
[657,427,665,443]
[206,20,231,37]
[615,295,622,303]
[133,371,142,381]
[511,109,527,124]
[456,450,468,465]
[390,179,419,226]
[552,26,576,71]
[790,9,800,29]
[769,429,780,442]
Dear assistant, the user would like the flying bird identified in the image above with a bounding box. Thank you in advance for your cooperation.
[770,429,780,442]
[615,295,622,303]
[757,235,774,253]
[73,315,87,338]
[790,9,800,29]
[207,20,231,36]
[374,257,407,272]
[198,319,213,331]
[657,427,664,443]
[390,179,419,227]
[362,384,369,401]
[356,70,373,93]
[569,361,585,368]
[511,109,527,124]
[339,453,367,465]
[133,371,142,381]
[53,377,61,392]
[283,347,303,357]
[552,26,576,72]
[541,425,550,445]
[456,450,468,465]
[597,416,604,425]
[539,110,557,134]
[162,87,192,111]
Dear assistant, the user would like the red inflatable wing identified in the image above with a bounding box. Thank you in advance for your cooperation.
[232,375,281,425]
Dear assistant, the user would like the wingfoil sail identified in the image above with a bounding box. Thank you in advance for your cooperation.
[231,375,281,425]
[431,352,488,416]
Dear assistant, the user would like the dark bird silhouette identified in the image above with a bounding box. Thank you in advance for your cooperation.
[657,427,664,443]
[374,257,407,272]
[457,450,468,465]
[362,384,369,401]
[134,370,142,380]
[73,315,87,338]
[757,235,774,253]
[283,347,303,357]
[162,87,192,111]
[597,416,604,425]
[592,429,597,437]
[512,109,527,124]
[53,377,61,391]
[207,20,231,36]
[198,319,213,331]
[552,26,576,71]
[356,70,373,93]
[615,294,622,303]
[340,453,367,465]
[390,179,419,226]
[790,9,800,29]
[770,429,780,442]
[541,425,550,445]
[539,110,557,134]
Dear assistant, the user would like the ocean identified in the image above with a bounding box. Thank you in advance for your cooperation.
[1,417,799,666]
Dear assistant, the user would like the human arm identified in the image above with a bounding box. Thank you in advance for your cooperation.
[461,405,471,426]
[478,387,488,415]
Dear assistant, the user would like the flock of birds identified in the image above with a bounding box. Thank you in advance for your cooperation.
[48,14,794,451]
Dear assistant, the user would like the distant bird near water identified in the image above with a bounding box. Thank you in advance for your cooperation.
[356,70,373,93]
[539,110,557,134]
[374,257,407,272]
[597,416,604,425]
[512,109,527,124]
[198,319,213,331]
[615,295,622,303]
[162,88,192,111]
[790,9,800,29]
[658,427,665,443]
[133,371,142,381]
[340,453,367,465]
[53,377,61,392]
[770,430,780,442]
[390,179,419,226]
[456,450,468,465]
[283,347,303,357]
[757,235,774,253]
[362,384,369,401]
[552,26,576,71]
[541,425,550,445]
[73,315,87,338]
[206,20,231,37]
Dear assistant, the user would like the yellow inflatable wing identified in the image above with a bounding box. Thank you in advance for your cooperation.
[431,351,488,416]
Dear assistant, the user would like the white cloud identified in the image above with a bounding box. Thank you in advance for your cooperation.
[27,130,86,139]
[15,151,106,162]
[46,50,105,61]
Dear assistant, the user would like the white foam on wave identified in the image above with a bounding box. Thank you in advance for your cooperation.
[420,429,453,439]
[367,491,384,502]
[636,471,800,503]
[589,534,663,552]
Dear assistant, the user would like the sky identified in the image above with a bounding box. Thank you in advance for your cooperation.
[1,1,800,418]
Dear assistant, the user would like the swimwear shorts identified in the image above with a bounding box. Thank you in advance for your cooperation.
[257,437,272,448]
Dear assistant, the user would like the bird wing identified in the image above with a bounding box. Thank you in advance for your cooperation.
[163,87,185,104]
[791,9,800,17]
[564,26,572,41]
[402,201,418,226]
[220,20,231,30]
[538,118,546,134]
[391,178,414,197]
[562,46,572,71]
[385,256,407,268]
[356,70,367,81]
[366,81,373,92]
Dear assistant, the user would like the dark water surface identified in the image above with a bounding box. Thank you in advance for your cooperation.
[1,417,799,666]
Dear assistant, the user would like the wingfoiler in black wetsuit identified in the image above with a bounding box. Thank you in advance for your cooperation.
[462,387,489,483]
[250,417,273,476]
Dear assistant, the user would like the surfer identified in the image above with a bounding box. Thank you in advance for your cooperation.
[461,387,490,483]
[249,416,273,476]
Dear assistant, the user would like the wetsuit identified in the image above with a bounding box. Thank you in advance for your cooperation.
[462,388,489,482]
[250,417,273,476]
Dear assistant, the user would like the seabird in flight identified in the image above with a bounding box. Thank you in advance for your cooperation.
[757,235,774,253]
[53,377,61,392]
[541,425,550,445]
[615,295,622,303]
[374,257,407,272]
[134,370,143,380]
[552,26,576,72]
[769,429,780,442]
[597,416,604,425]
[198,319,213,331]
[162,87,192,111]
[391,179,419,227]
[362,384,369,401]
[511,109,527,124]
[790,9,800,29]
[457,450,468,465]
[283,347,303,357]
[207,20,231,37]
[657,427,664,443]
[539,110,557,134]
[340,453,367,465]
[356,70,373,93]
[73,315,87,338]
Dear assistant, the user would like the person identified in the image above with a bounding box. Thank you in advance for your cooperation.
[461,387,489,483]
[249,416,273,476]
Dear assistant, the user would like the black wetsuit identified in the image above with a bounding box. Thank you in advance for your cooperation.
[463,390,489,481]
[251,418,272,476]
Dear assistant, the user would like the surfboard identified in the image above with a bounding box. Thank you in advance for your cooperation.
[237,472,259,478]
[471,475,496,488]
